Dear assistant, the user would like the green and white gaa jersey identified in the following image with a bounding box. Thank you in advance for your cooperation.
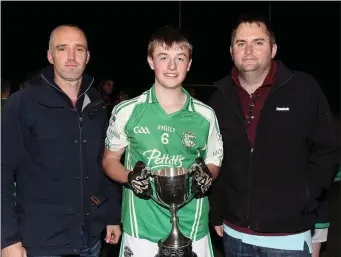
[105,85,223,243]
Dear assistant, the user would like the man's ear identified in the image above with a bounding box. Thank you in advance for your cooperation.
[86,50,90,64]
[47,50,54,64]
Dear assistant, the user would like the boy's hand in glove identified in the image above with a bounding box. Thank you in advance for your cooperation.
[127,161,152,199]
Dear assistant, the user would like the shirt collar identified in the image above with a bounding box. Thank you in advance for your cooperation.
[146,84,194,112]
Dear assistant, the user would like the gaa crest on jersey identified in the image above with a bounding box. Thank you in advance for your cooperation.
[182,132,196,148]
[124,246,134,257]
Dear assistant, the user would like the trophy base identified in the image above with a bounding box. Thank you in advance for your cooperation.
[155,243,198,257]
[155,252,197,257]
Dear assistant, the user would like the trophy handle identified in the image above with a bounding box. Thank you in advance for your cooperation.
[146,172,170,209]
[174,162,201,209]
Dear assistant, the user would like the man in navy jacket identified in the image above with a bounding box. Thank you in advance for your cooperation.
[1,25,121,257]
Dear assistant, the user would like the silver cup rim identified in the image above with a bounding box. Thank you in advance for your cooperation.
[153,167,190,177]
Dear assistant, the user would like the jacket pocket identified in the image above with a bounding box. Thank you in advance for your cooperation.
[303,179,319,213]
[20,205,76,247]
[304,179,310,205]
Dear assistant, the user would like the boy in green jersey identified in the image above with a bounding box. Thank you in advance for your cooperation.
[102,26,223,257]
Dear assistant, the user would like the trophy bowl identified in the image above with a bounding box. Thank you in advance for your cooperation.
[151,167,197,257]
[153,167,191,207]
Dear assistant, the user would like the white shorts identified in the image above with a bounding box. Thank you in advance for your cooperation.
[312,228,328,243]
[119,232,214,257]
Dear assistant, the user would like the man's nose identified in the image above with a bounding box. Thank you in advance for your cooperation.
[244,44,253,55]
[67,49,76,60]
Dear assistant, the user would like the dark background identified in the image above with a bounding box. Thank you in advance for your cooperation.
[2,1,340,115]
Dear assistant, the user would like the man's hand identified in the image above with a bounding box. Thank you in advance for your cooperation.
[1,242,27,257]
[191,158,213,198]
[105,225,122,245]
[214,225,223,237]
[127,161,153,199]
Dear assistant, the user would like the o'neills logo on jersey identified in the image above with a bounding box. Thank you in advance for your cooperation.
[143,149,185,169]
[107,127,120,139]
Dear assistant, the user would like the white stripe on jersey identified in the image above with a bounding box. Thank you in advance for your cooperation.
[131,190,139,238]
[127,151,139,238]
[127,152,136,237]
[192,99,215,122]
[129,190,135,237]
[193,198,204,241]
[190,198,200,239]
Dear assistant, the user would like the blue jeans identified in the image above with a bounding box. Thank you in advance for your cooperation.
[223,233,311,257]
[28,232,101,257]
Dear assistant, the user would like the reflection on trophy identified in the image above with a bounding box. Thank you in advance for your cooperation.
[148,167,198,257]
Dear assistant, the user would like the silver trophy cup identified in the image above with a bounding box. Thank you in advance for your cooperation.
[149,167,197,257]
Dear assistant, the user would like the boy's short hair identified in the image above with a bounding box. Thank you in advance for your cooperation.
[147,25,193,58]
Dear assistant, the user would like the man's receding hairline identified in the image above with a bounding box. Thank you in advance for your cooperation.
[48,25,87,51]
[235,21,267,33]
[231,21,274,45]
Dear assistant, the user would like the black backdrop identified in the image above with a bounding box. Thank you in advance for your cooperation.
[2,1,340,115]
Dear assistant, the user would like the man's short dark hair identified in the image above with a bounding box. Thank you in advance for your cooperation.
[231,13,276,46]
[49,24,88,51]
[147,25,193,58]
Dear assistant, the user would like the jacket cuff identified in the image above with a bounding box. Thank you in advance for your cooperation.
[106,204,121,225]
[1,238,21,250]
[209,212,223,227]
[107,217,121,226]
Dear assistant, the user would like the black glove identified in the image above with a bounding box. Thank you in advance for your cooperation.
[127,161,152,199]
[190,158,213,198]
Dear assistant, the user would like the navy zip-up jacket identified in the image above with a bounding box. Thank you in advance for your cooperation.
[1,66,121,255]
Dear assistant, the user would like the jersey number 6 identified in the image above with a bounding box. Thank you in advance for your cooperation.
[161,133,169,145]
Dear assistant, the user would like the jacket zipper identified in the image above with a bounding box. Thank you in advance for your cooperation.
[41,74,94,245]
[78,115,85,232]
[245,94,253,226]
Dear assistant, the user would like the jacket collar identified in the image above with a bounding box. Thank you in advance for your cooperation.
[215,60,294,97]
[214,60,294,124]
[28,65,102,109]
